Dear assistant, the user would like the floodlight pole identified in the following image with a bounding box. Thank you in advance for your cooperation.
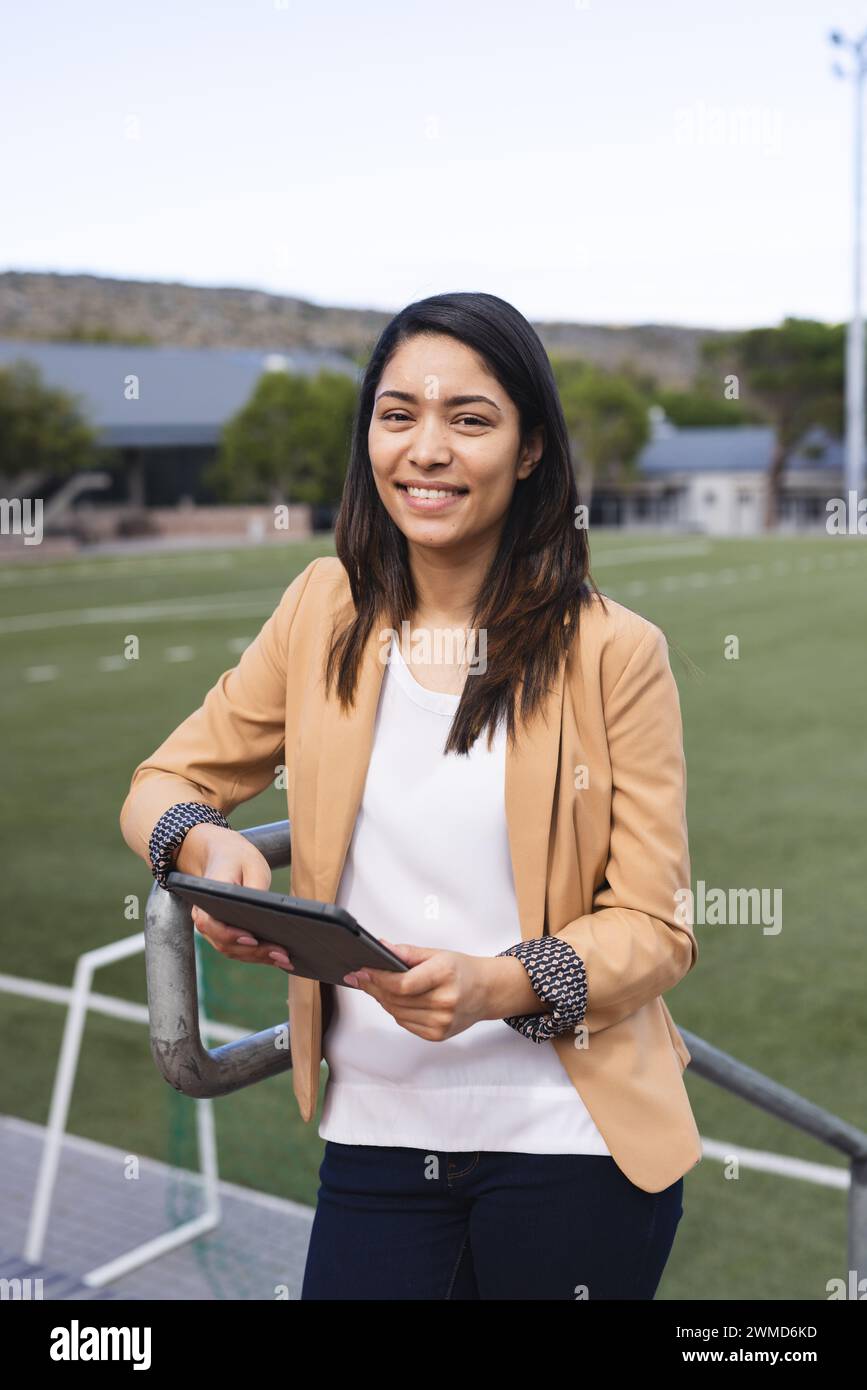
[831,28,867,522]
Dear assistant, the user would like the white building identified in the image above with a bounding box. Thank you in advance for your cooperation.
[588,411,843,536]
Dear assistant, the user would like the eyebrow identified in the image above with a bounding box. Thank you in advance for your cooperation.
[374,389,502,414]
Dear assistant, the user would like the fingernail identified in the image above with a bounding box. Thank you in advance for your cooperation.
[269,951,291,966]
[237,935,258,946]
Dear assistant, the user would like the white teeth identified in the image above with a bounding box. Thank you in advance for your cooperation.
[404,486,463,499]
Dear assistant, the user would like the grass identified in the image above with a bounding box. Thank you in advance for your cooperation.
[1,529,864,1299]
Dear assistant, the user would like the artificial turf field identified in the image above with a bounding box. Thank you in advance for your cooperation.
[1,530,865,1299]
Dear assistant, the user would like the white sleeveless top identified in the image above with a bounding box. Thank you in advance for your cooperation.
[318,632,611,1155]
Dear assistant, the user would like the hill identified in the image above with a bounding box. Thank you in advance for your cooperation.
[0,270,726,388]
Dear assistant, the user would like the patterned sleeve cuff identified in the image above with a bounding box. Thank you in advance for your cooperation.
[148,801,231,889]
[495,936,588,1043]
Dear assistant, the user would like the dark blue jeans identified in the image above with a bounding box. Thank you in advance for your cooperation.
[301,1141,684,1300]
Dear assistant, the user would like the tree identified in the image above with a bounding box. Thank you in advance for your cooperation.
[552,357,650,509]
[206,367,358,507]
[0,358,102,492]
[703,319,845,529]
[306,369,360,505]
[654,386,762,428]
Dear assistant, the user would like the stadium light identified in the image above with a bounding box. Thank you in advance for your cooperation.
[830,27,867,520]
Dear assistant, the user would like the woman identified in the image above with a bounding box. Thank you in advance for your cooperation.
[120,291,701,1301]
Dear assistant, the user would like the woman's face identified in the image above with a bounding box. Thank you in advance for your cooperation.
[368,332,543,553]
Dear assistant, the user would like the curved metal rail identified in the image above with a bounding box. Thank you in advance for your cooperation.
[144,818,295,1098]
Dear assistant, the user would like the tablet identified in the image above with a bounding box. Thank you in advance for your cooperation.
[165,871,410,986]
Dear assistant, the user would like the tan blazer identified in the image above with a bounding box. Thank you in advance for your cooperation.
[120,555,702,1193]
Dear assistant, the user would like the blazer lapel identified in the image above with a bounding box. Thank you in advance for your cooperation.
[311,617,567,943]
[312,616,388,903]
[504,655,567,940]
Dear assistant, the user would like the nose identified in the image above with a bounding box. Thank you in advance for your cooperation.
[407,413,452,468]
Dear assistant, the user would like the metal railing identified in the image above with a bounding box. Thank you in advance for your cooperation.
[146,818,867,1282]
[145,819,295,1099]
[681,1032,867,1281]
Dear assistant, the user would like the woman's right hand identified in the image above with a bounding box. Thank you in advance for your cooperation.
[174,823,295,973]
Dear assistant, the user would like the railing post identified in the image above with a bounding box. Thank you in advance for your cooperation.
[848,1156,867,1290]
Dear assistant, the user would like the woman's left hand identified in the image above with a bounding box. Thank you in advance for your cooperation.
[344,941,495,1040]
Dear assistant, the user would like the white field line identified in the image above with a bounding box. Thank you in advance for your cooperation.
[24,665,60,682]
[23,638,252,682]
[699,1138,849,1190]
[0,974,849,1194]
[607,548,864,600]
[590,541,714,565]
[0,554,238,585]
[0,590,282,635]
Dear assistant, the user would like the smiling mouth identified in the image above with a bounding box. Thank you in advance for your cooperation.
[395,483,469,498]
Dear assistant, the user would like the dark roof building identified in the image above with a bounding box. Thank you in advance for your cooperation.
[0,339,359,509]
[0,339,358,449]
[639,421,843,476]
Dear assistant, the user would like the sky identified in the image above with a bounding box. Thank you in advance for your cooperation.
[3,0,867,330]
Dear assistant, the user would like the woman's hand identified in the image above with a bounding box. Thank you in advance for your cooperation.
[344,941,500,1040]
[174,823,295,973]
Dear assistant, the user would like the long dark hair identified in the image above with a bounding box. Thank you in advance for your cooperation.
[326,290,602,755]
